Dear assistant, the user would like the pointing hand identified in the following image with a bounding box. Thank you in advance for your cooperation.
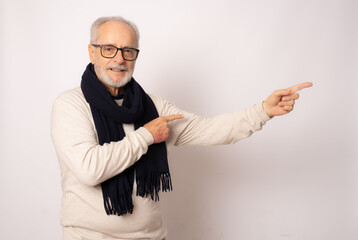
[144,114,184,143]
[263,82,313,117]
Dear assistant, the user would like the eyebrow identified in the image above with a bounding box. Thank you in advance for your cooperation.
[101,44,138,49]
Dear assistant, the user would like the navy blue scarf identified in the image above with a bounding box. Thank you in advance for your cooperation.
[81,63,172,216]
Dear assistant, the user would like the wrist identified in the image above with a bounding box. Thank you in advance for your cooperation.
[262,101,273,118]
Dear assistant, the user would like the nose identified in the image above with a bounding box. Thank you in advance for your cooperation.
[112,50,125,64]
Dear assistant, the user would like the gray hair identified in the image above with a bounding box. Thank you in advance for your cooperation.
[90,16,140,47]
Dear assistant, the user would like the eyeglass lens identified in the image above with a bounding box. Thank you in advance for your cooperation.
[101,46,137,60]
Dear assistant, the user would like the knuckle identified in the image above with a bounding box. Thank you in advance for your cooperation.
[274,90,282,95]
[284,106,292,111]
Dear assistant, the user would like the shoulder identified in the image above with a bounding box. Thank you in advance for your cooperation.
[54,87,88,108]
[147,94,187,117]
[148,94,164,106]
[55,87,85,103]
[52,87,90,115]
[147,94,170,116]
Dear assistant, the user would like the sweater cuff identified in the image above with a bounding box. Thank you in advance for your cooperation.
[254,102,272,121]
[136,127,155,145]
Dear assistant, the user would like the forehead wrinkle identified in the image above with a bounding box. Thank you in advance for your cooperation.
[97,21,137,48]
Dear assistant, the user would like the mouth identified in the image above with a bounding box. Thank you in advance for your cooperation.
[108,66,128,72]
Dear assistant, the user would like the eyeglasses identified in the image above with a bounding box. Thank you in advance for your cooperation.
[92,44,140,61]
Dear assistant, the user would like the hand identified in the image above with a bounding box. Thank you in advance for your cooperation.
[263,82,313,117]
[144,114,184,143]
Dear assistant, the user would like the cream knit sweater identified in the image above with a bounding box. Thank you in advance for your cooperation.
[51,87,270,240]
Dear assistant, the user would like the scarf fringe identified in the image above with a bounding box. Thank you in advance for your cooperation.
[136,172,173,201]
[103,189,134,216]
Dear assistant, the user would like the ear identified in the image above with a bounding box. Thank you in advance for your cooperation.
[88,44,95,64]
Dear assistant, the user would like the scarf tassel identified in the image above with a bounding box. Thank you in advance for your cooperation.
[136,172,173,201]
[103,189,134,216]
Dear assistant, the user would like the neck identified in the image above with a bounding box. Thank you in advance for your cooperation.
[106,86,124,96]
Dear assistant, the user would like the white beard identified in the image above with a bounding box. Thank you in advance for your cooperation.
[93,52,134,88]
[95,64,134,88]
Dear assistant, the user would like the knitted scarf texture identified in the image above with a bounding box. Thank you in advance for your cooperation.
[81,63,172,216]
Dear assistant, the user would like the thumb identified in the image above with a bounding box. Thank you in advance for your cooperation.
[273,89,291,98]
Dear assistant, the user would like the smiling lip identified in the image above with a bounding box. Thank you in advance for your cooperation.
[107,66,128,72]
[111,68,126,72]
[109,68,126,72]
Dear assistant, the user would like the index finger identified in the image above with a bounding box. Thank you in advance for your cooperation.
[163,114,184,122]
[287,82,313,93]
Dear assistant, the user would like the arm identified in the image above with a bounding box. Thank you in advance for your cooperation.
[145,95,271,146]
[172,103,270,146]
[145,81,313,146]
[50,89,154,187]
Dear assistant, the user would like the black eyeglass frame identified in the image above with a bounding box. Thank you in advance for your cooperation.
[92,44,140,61]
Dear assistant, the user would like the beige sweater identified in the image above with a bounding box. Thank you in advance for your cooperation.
[51,87,270,240]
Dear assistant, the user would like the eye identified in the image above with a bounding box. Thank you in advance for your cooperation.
[123,49,134,56]
[102,46,117,54]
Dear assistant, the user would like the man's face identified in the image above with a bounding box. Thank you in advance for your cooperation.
[88,21,138,90]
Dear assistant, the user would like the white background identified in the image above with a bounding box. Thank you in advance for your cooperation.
[0,0,357,239]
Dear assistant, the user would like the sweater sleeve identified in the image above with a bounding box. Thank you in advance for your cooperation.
[151,95,271,146]
[50,89,154,187]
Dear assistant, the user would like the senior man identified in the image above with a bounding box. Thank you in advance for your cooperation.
[51,16,312,240]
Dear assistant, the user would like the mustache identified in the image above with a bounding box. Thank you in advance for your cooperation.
[106,65,129,71]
